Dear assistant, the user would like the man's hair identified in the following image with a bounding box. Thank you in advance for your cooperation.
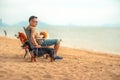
[29,16,37,22]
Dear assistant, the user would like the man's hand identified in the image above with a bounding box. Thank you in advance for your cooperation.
[35,45,42,48]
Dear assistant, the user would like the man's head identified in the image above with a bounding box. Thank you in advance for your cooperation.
[29,16,38,27]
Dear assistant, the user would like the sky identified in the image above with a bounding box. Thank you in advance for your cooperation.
[0,0,120,26]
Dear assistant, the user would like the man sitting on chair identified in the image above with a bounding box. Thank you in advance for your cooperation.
[26,16,63,61]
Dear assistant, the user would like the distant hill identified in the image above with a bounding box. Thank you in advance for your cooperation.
[12,21,50,27]
[0,18,120,27]
[9,21,120,27]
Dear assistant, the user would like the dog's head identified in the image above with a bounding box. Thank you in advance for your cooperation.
[17,32,27,43]
[40,31,49,39]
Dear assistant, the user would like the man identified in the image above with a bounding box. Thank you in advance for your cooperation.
[4,30,7,37]
[26,16,63,61]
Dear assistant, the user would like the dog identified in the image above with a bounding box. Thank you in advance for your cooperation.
[40,31,49,39]
[22,41,55,62]
[17,32,28,44]
[16,32,29,58]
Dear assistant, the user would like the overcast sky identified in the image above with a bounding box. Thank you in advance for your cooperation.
[0,0,120,26]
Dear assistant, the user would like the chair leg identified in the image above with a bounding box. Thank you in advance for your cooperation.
[50,50,55,62]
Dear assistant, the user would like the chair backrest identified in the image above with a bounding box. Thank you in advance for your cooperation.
[23,27,35,50]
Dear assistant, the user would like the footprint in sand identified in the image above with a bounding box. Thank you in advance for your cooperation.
[43,74,53,79]
[0,71,8,78]
[22,75,32,80]
[3,68,15,73]
[0,65,3,68]
[0,74,4,78]
[0,71,7,73]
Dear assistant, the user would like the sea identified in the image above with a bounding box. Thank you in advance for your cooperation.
[0,26,120,55]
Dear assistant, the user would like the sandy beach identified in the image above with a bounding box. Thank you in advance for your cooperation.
[0,36,120,80]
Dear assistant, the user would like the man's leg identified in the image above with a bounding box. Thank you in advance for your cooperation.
[41,39,60,54]
[54,41,60,56]
[41,39,63,59]
[30,51,36,62]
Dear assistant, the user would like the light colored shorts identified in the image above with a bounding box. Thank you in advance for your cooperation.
[41,39,59,46]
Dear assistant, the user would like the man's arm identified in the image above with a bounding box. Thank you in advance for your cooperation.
[31,34,38,46]
[30,28,41,48]
[31,34,42,48]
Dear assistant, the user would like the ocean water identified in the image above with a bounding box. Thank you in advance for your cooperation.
[0,26,120,55]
